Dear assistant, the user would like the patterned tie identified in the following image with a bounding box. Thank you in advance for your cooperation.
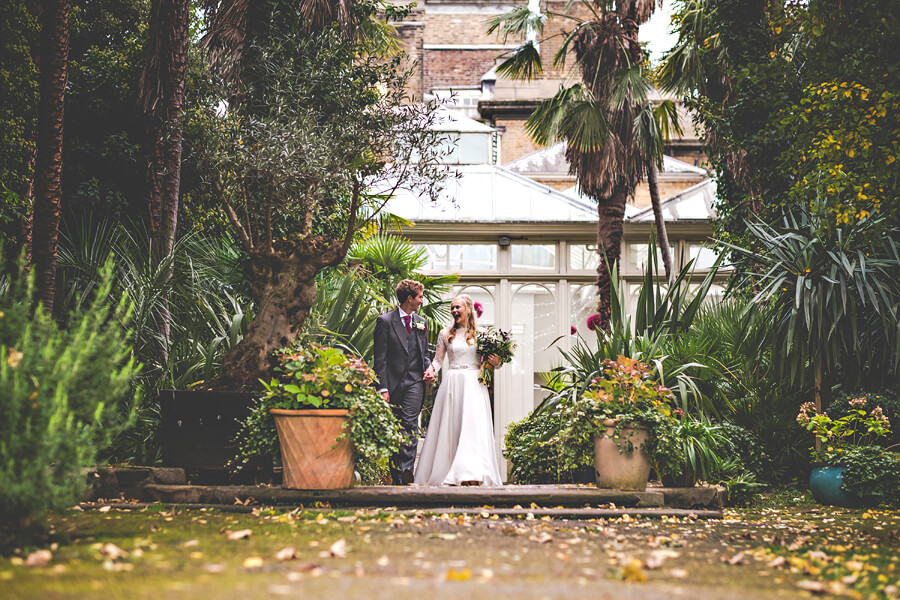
[403,315,412,333]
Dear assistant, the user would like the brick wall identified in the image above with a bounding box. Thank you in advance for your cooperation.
[396,20,425,101]
[495,117,542,163]
[424,49,500,93]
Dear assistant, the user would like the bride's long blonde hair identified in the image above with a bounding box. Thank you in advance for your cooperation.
[447,294,477,346]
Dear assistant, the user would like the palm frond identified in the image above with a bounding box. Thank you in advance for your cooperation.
[609,63,651,109]
[486,5,545,41]
[496,40,544,81]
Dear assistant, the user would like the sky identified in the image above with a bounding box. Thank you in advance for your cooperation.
[639,3,678,63]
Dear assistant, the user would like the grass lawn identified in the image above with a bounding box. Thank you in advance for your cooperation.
[2,500,898,599]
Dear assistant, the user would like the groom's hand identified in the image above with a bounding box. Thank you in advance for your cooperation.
[381,391,390,403]
[423,367,435,384]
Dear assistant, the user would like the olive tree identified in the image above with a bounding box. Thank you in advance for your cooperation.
[194,30,449,389]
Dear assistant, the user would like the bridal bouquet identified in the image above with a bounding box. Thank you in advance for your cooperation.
[476,327,516,386]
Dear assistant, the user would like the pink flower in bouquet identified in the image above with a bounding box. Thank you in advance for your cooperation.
[586,313,602,331]
[473,301,484,318]
[570,325,577,335]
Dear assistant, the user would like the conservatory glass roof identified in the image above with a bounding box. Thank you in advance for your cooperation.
[384,164,597,222]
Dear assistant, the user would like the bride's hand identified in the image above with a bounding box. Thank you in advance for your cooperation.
[487,354,501,368]
[423,366,435,383]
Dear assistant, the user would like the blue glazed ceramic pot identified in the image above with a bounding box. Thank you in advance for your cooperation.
[809,466,875,507]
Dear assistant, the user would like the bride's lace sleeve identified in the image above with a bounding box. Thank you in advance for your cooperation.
[431,329,448,375]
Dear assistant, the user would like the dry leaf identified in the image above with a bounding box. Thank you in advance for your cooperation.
[669,568,688,579]
[183,539,199,547]
[807,550,830,562]
[445,568,472,581]
[796,580,827,593]
[101,543,128,560]
[275,547,298,561]
[25,550,52,567]
[227,529,253,540]
[327,539,347,558]
[724,552,746,565]
[529,532,553,544]
[337,516,357,523]
[98,506,111,513]
[376,555,390,566]
[646,549,680,569]
[622,559,647,582]
[767,556,786,568]
[242,556,264,569]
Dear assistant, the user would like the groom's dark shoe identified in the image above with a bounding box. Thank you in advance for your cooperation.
[401,470,415,485]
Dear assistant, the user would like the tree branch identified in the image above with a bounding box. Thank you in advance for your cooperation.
[213,178,252,253]
[338,177,361,258]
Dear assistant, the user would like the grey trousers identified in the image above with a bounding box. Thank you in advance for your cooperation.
[389,380,424,480]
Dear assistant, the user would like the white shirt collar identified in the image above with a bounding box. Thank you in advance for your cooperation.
[398,307,411,320]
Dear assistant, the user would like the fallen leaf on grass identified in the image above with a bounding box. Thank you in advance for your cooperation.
[275,547,298,561]
[445,568,472,581]
[669,568,688,579]
[645,550,680,570]
[722,552,746,565]
[100,543,128,560]
[529,532,553,544]
[622,559,647,582]
[25,550,52,567]
[376,555,390,566]
[227,529,253,540]
[767,556,786,568]
[103,560,133,572]
[183,539,199,547]
[428,533,459,541]
[795,580,827,593]
[242,556,264,569]
[322,539,347,558]
[98,506,111,513]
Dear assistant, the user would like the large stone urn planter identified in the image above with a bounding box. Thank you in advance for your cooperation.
[593,419,651,491]
[271,408,355,490]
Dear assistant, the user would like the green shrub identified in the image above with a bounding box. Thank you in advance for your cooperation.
[0,260,139,547]
[503,404,580,484]
[826,391,900,447]
[832,446,900,504]
[718,422,778,482]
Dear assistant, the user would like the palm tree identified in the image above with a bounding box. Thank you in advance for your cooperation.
[30,0,70,313]
[139,0,191,359]
[489,0,664,329]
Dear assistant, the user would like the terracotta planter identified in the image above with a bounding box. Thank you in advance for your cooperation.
[271,409,355,490]
[593,419,651,491]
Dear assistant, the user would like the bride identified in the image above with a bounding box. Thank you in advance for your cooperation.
[414,294,503,486]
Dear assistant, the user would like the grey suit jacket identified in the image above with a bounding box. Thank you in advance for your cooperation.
[373,309,431,396]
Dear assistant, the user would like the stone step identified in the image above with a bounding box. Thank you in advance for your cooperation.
[80,501,722,520]
[86,466,187,500]
[140,483,672,508]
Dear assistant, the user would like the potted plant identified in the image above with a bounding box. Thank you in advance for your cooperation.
[233,343,403,489]
[557,356,682,491]
[797,399,900,507]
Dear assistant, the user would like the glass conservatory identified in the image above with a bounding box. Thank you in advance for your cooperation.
[384,112,723,477]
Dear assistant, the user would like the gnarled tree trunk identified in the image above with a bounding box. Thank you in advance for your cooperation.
[214,237,344,390]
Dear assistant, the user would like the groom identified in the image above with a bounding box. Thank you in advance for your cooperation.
[373,279,434,485]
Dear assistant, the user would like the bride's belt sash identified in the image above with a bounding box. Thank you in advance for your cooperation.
[448,365,478,371]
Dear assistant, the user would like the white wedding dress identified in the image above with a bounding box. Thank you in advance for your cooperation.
[414,327,503,486]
